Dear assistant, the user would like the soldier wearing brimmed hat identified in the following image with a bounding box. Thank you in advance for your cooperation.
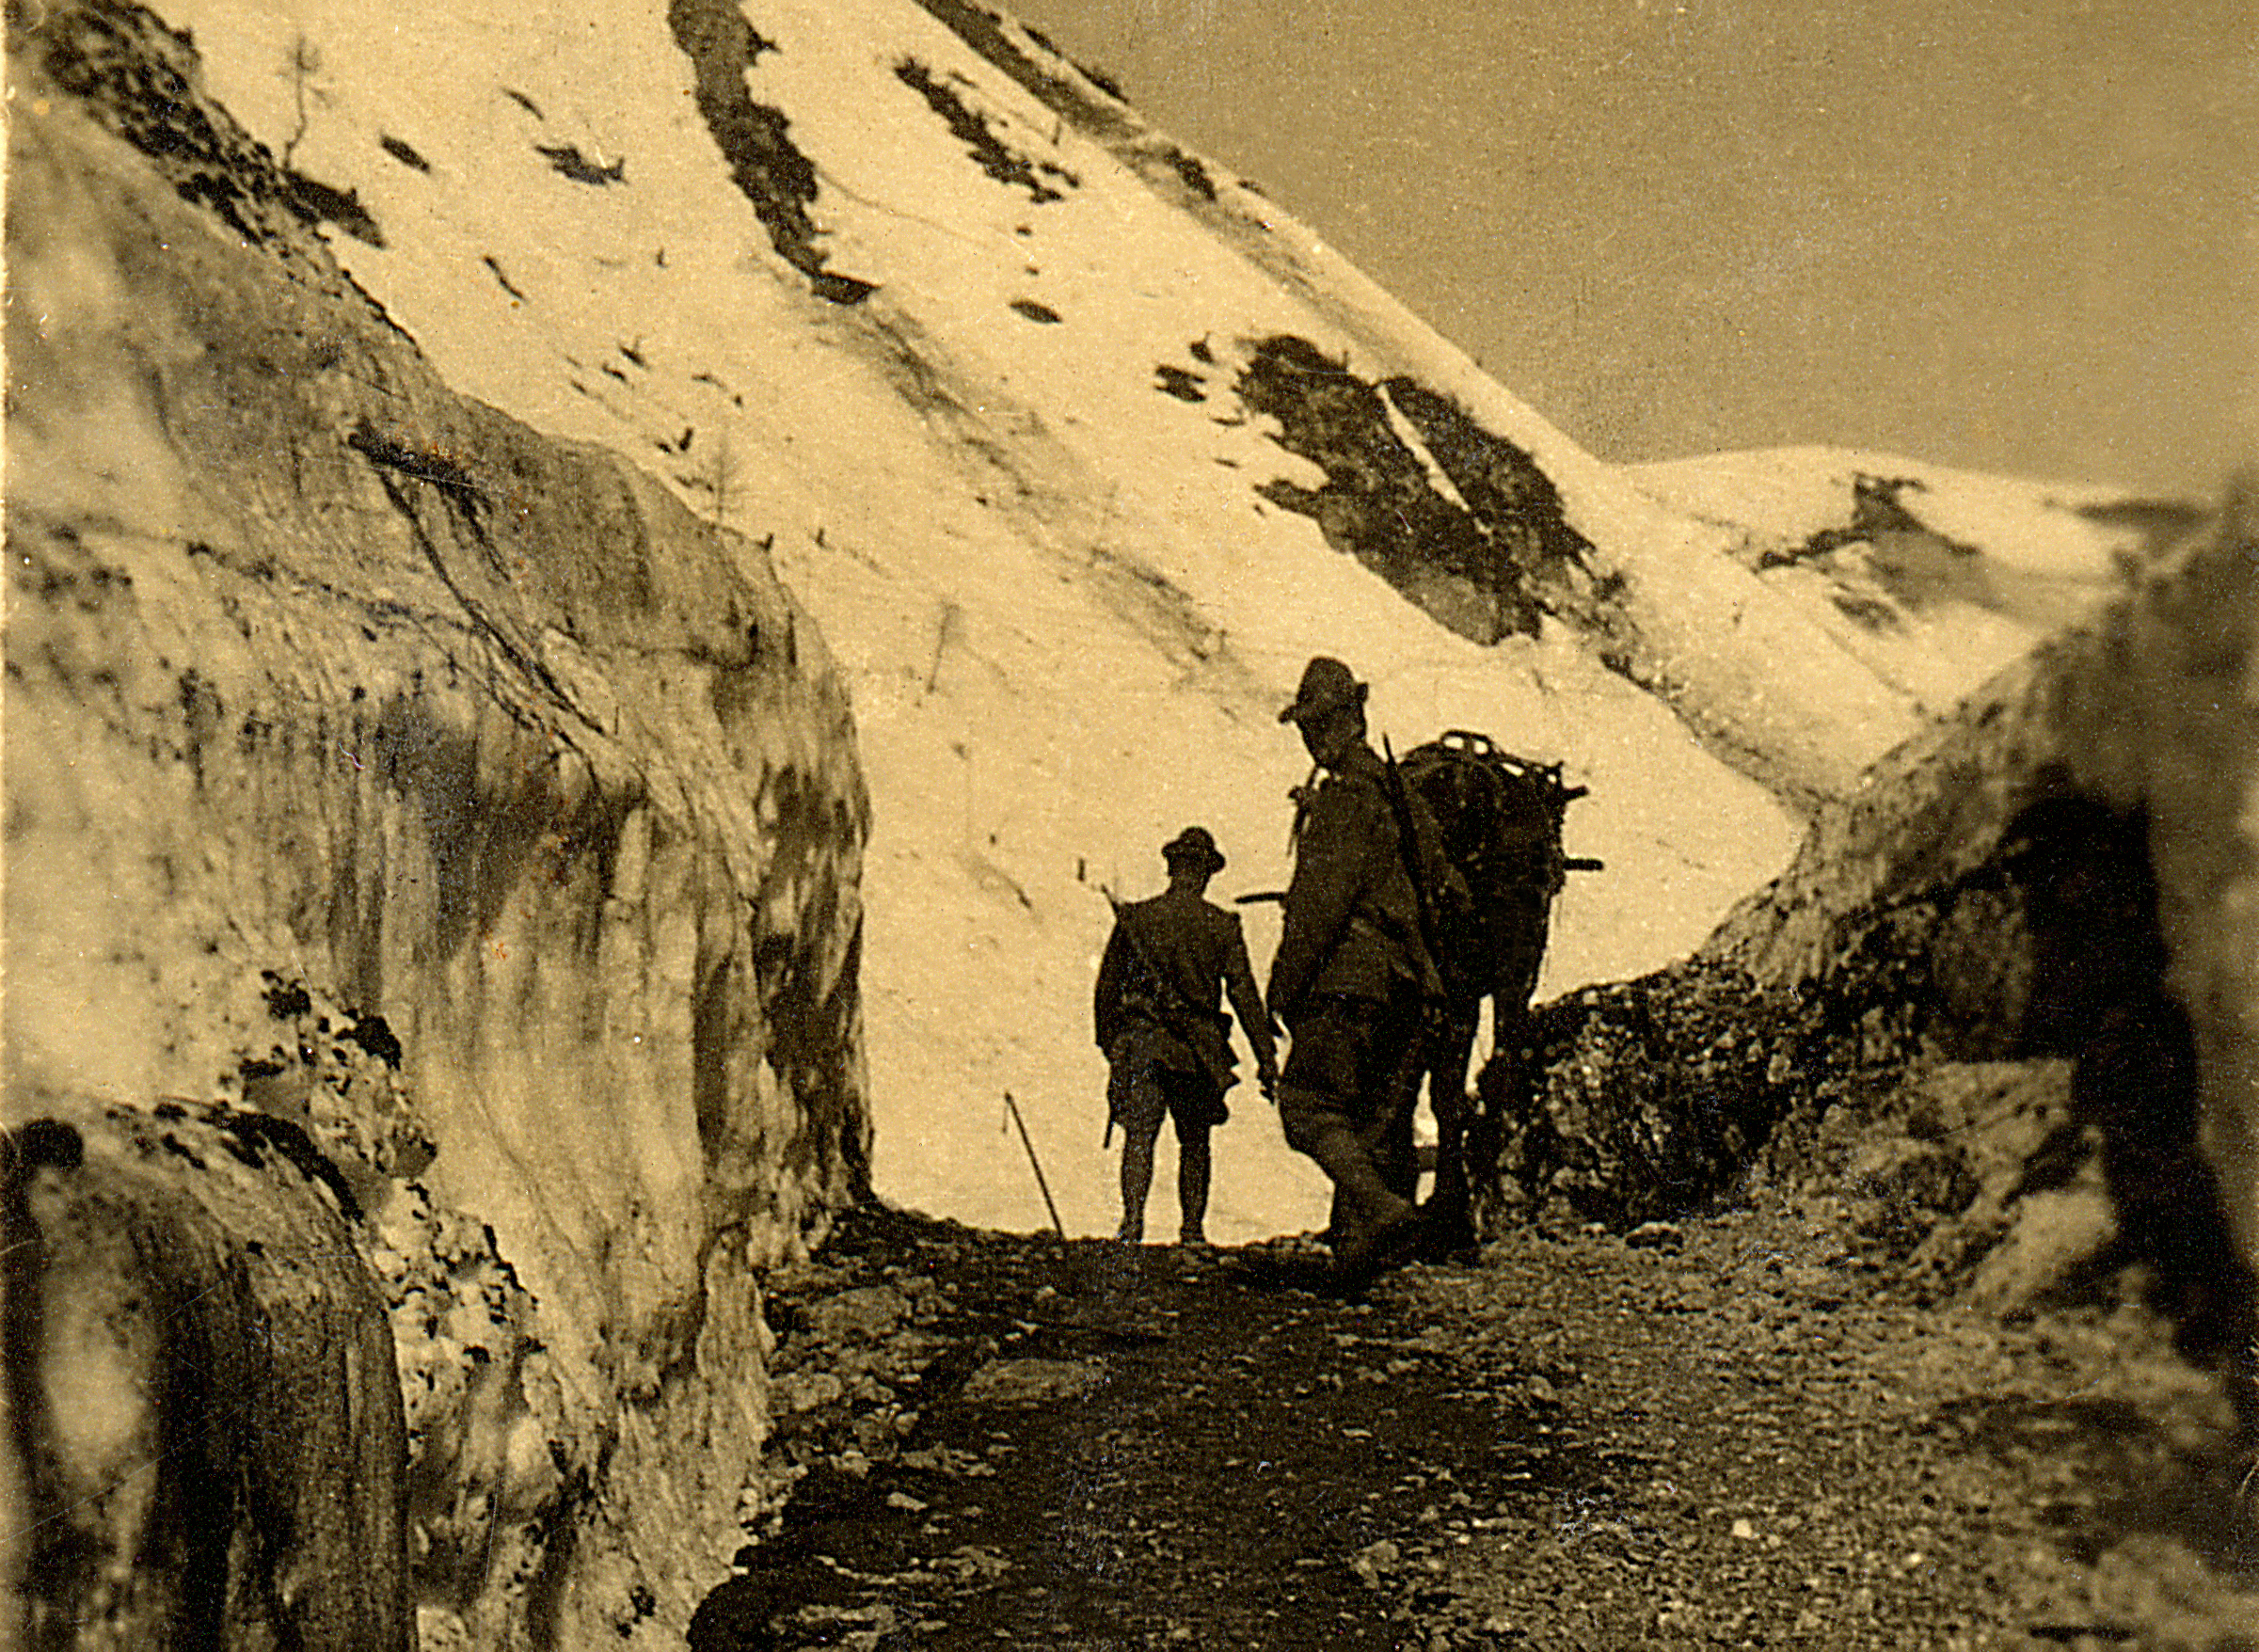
[1096,827,1279,1245]
[1268,657,1441,1286]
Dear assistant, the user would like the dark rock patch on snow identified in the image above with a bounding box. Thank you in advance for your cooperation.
[482,252,528,300]
[30,0,379,302]
[1383,374,1599,619]
[665,0,874,304]
[379,132,430,171]
[894,57,1074,203]
[534,139,626,184]
[285,169,385,244]
[1754,471,2015,626]
[1760,473,1978,572]
[1157,142,1217,201]
[1236,335,1580,645]
[1153,363,1205,402]
[910,0,1142,143]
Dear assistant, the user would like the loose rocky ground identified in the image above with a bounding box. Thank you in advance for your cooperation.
[693,1200,2259,1651]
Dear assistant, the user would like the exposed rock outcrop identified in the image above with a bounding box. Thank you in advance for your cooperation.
[1485,484,2257,1387]
[6,5,868,1643]
[4,1111,409,1649]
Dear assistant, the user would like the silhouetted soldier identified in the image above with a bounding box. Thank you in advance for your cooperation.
[1267,658,1444,1283]
[1096,827,1279,1246]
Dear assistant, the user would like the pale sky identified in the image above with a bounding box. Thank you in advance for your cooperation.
[1012,0,2256,500]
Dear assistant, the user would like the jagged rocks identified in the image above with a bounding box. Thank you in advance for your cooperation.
[1482,959,1831,1231]
[1482,483,2259,1404]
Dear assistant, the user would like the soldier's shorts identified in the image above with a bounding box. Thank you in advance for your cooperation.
[1278,991,1421,1145]
[1108,1033,1224,1136]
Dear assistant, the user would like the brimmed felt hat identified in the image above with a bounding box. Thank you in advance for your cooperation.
[1278,656,1368,725]
[1161,826,1226,876]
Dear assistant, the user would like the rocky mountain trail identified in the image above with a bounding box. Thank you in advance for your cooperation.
[697,1200,2259,1650]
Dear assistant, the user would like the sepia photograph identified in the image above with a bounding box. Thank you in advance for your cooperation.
[5,0,2254,1644]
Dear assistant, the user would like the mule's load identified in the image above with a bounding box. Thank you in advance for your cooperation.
[1393,729,1599,1009]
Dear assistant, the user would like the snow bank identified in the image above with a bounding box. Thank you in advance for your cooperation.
[8,29,864,1635]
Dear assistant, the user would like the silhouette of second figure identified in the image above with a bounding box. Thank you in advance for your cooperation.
[1095,828,1279,1245]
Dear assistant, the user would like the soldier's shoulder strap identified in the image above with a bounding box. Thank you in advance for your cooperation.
[1378,738,1445,966]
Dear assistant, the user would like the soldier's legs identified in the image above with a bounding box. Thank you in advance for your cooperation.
[1280,996,1418,1246]
[1370,1025,1427,1204]
[1118,1114,1164,1243]
[1110,1058,1169,1243]
[1174,1120,1213,1244]
[1160,1070,1217,1245]
[1325,1029,1424,1240]
[1284,1099,1412,1232]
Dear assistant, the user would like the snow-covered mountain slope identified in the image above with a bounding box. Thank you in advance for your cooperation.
[1630,448,2178,720]
[140,0,2155,1239]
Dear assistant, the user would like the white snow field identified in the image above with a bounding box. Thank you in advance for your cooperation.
[155,0,2150,1240]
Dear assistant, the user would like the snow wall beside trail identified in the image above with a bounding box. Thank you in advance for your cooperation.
[5,9,867,1644]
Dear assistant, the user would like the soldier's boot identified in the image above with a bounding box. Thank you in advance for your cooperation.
[1300,1121,1418,1253]
[1281,1088,1418,1277]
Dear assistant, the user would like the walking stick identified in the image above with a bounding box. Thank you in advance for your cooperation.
[1003,1092,1067,1238]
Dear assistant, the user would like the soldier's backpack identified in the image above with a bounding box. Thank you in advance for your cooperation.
[1391,731,1594,1005]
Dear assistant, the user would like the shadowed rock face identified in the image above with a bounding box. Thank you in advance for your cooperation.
[6,3,869,1644]
[3,1113,410,1650]
[1482,484,2259,1397]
